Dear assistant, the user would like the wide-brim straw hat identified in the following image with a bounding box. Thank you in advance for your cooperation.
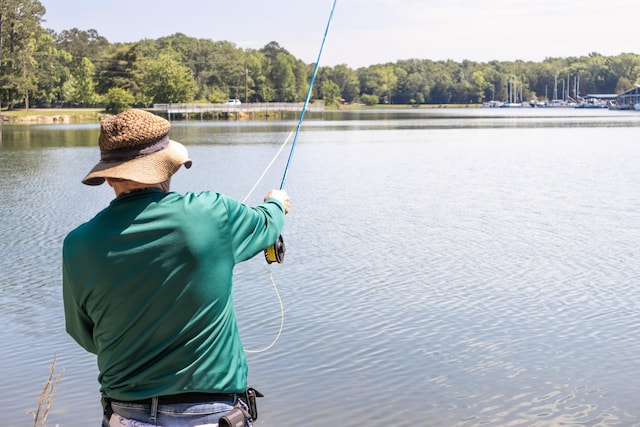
[82,109,192,186]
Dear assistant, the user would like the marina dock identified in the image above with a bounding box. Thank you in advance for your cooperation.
[151,102,324,120]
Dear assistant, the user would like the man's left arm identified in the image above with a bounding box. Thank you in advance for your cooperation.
[62,259,98,354]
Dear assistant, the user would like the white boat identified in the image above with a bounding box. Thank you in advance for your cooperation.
[576,99,609,109]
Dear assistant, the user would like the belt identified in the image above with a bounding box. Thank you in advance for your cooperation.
[111,392,237,405]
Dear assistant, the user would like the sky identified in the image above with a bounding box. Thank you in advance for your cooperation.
[39,0,639,68]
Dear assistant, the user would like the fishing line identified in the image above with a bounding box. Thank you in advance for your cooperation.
[243,265,284,354]
[242,131,292,354]
[243,0,337,353]
[241,130,295,204]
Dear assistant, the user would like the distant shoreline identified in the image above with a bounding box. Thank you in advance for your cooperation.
[0,108,108,124]
[0,104,481,125]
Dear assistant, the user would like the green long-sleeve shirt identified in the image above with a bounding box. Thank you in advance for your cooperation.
[62,189,285,401]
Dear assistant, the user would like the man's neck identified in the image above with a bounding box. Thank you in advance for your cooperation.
[107,179,167,197]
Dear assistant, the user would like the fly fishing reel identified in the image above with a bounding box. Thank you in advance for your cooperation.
[264,234,286,264]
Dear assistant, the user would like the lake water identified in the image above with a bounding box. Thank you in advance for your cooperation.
[1,108,639,426]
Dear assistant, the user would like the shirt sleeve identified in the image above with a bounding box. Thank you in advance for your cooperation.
[62,251,98,354]
[223,196,286,263]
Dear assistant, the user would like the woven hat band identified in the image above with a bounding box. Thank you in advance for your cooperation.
[100,135,170,163]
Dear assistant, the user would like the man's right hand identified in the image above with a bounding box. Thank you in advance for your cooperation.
[264,190,290,214]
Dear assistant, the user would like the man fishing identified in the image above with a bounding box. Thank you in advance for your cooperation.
[62,109,290,427]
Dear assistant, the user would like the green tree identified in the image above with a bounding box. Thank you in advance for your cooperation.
[104,87,134,114]
[54,28,109,67]
[394,59,433,104]
[404,72,430,104]
[260,41,289,63]
[98,40,159,103]
[0,0,46,109]
[358,64,400,104]
[245,49,267,102]
[33,31,71,106]
[321,79,341,106]
[360,93,379,105]
[62,57,99,106]
[470,70,491,103]
[294,60,311,102]
[270,52,296,102]
[205,86,228,103]
[326,64,359,102]
[375,65,398,104]
[260,41,300,102]
[158,34,246,101]
[13,38,38,109]
[357,67,378,101]
[615,76,634,93]
[607,53,640,92]
[7,6,640,111]
[141,49,196,104]
[430,72,454,104]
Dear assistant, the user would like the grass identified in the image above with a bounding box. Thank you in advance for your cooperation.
[28,354,64,427]
[1,108,108,124]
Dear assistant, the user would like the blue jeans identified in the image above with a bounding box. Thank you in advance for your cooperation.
[102,396,250,427]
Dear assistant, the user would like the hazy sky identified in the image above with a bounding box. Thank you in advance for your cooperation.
[39,0,638,68]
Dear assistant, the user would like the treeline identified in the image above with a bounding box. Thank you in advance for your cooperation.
[2,0,640,113]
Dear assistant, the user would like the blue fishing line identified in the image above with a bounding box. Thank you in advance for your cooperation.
[279,0,338,189]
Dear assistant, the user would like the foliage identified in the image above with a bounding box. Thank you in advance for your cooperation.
[360,93,379,105]
[104,87,134,114]
[0,0,46,108]
[140,49,197,104]
[270,52,297,102]
[321,79,341,106]
[325,64,359,102]
[62,57,100,106]
[2,0,640,110]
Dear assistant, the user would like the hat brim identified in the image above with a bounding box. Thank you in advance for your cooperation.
[82,139,192,186]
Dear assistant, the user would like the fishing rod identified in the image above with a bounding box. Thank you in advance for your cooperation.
[279,0,337,190]
[244,0,338,355]
[264,0,338,264]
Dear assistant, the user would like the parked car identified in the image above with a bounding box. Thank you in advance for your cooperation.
[226,99,241,105]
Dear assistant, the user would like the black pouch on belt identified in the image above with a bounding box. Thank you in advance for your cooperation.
[240,387,264,421]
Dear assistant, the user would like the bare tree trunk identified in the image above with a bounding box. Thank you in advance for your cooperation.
[24,58,29,112]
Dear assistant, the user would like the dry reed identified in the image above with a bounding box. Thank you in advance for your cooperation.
[29,354,64,427]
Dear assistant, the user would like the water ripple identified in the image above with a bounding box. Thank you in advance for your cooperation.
[2,118,640,426]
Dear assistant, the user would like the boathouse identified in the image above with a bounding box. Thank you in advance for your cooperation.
[615,85,640,109]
